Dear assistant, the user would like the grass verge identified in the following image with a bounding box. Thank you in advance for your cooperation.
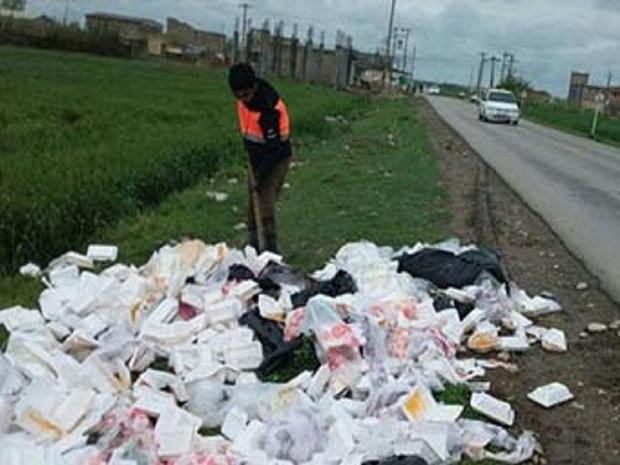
[524,101,620,147]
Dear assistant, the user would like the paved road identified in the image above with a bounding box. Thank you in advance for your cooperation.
[427,95,620,304]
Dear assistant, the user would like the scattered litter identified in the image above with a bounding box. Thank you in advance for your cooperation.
[587,322,607,333]
[527,382,574,408]
[541,328,567,352]
[0,238,563,464]
[470,392,515,426]
[575,282,589,291]
[206,191,229,202]
[86,244,118,262]
[49,251,94,270]
[609,320,620,330]
[233,222,247,231]
[19,263,41,278]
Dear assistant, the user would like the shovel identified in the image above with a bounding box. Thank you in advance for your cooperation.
[247,161,266,252]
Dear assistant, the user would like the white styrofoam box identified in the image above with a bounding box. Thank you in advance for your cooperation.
[258,294,285,321]
[0,396,13,434]
[135,369,188,403]
[49,265,80,288]
[307,364,331,400]
[205,297,243,326]
[497,333,530,352]
[132,386,177,417]
[541,328,567,352]
[470,392,514,426]
[82,354,130,394]
[228,280,260,304]
[221,406,249,441]
[154,406,201,457]
[46,321,71,340]
[223,342,263,371]
[0,306,44,332]
[181,284,207,311]
[527,382,574,408]
[19,263,41,278]
[15,380,96,439]
[142,298,178,329]
[86,244,118,262]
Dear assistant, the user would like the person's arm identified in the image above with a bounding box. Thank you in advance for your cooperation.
[255,103,284,187]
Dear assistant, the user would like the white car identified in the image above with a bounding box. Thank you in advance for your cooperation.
[478,89,520,125]
[426,85,441,95]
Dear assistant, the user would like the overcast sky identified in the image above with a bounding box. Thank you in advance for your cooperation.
[24,0,620,97]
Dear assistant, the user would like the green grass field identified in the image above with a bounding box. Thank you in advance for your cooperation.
[0,46,501,464]
[0,45,362,273]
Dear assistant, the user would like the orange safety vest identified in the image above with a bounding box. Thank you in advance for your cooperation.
[237,99,290,144]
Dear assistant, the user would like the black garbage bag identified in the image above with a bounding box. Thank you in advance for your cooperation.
[433,295,476,318]
[228,264,255,281]
[229,262,308,299]
[291,270,357,308]
[238,309,302,377]
[397,247,507,289]
[363,456,429,465]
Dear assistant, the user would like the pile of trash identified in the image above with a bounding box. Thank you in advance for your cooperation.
[0,238,570,464]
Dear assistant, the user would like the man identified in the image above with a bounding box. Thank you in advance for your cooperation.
[228,63,292,254]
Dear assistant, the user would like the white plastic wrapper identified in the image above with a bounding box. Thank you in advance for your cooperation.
[262,407,327,462]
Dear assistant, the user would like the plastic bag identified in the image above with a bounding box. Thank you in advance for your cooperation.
[484,431,536,463]
[92,407,159,465]
[261,407,326,462]
[365,382,410,417]
[359,316,390,386]
[185,379,231,429]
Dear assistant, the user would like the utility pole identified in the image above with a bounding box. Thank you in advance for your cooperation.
[489,56,501,88]
[500,52,509,83]
[232,16,240,63]
[507,53,515,79]
[402,28,411,74]
[384,0,397,87]
[476,52,486,98]
[239,3,251,61]
[63,0,70,25]
[411,45,417,86]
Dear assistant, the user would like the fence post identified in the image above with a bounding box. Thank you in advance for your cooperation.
[291,23,298,78]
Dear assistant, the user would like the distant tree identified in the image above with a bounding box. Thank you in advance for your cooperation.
[498,74,532,95]
[1,0,26,13]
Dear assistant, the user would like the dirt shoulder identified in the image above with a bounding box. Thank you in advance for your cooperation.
[417,96,620,465]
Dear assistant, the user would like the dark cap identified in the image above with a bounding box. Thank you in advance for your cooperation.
[228,63,256,93]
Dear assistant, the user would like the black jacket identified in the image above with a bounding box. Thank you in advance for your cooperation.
[242,78,292,178]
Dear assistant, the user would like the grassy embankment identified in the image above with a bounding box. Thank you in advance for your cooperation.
[0,44,362,303]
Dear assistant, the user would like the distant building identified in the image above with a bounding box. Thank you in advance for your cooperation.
[524,89,552,104]
[166,17,226,63]
[85,12,163,56]
[567,71,590,105]
[567,71,620,115]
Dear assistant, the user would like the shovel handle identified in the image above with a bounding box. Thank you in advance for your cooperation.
[247,162,266,252]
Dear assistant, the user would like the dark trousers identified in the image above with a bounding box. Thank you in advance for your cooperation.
[247,156,291,253]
